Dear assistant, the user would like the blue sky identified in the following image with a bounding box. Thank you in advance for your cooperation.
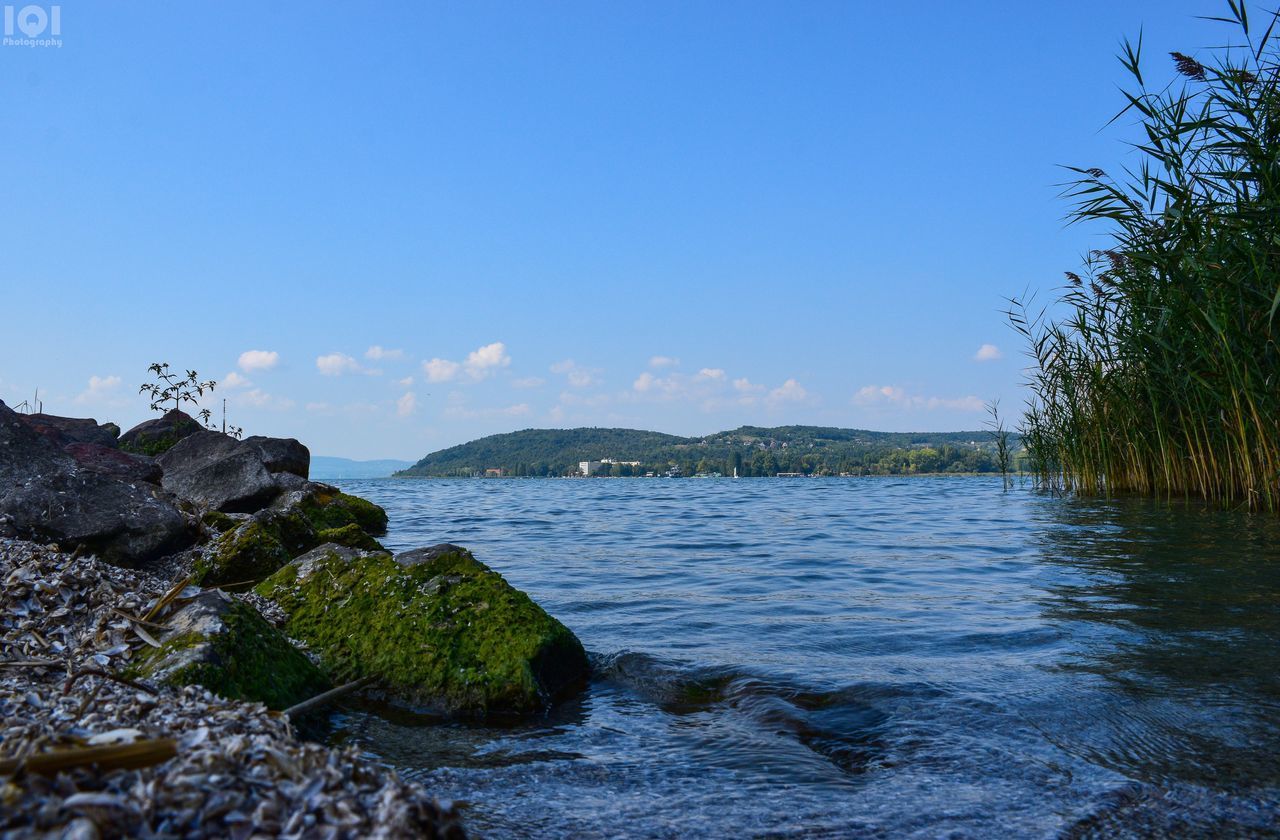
[1,1,1214,458]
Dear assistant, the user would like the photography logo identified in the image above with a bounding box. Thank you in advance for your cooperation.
[3,4,62,48]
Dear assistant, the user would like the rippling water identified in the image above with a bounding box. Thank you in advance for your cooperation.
[325,477,1280,838]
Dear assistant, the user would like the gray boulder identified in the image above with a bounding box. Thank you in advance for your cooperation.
[63,442,162,484]
[242,435,309,479]
[18,413,120,448]
[157,431,280,513]
[119,409,203,456]
[0,401,192,564]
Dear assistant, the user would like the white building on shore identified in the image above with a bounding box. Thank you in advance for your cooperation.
[579,458,643,476]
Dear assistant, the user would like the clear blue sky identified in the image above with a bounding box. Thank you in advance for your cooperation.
[0,1,1215,458]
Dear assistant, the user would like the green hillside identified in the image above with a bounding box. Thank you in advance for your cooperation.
[398,425,1015,477]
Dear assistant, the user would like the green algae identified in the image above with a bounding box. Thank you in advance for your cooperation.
[316,522,384,552]
[119,414,202,456]
[192,497,387,589]
[298,489,389,536]
[268,506,321,554]
[194,520,293,589]
[256,545,590,715]
[128,599,327,710]
[200,510,239,534]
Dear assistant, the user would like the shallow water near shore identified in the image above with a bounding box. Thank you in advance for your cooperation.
[324,476,1280,838]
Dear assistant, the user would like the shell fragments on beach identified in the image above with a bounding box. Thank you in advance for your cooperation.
[0,538,465,839]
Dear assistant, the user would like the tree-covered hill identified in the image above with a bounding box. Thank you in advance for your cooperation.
[397,425,1016,477]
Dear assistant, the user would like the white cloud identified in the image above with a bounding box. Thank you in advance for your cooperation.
[366,345,405,361]
[853,385,984,412]
[630,367,809,412]
[633,371,660,393]
[422,342,511,384]
[238,350,279,372]
[551,359,600,388]
[649,355,680,368]
[74,375,123,405]
[398,376,414,387]
[238,389,271,407]
[305,401,332,413]
[512,376,545,389]
[465,342,511,378]
[423,358,462,383]
[396,391,417,417]
[766,378,807,406]
[974,344,1002,362]
[235,389,295,411]
[222,371,251,389]
[633,368,754,405]
[316,353,363,376]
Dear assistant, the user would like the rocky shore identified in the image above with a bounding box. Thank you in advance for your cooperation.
[0,400,593,836]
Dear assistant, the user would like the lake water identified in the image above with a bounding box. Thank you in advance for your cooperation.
[325,477,1280,838]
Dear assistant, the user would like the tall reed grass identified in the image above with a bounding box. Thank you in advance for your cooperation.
[1011,2,1280,511]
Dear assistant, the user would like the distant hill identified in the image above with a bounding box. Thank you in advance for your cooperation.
[398,425,1016,477]
[311,456,413,479]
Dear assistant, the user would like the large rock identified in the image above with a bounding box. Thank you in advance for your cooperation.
[126,589,328,711]
[158,431,281,513]
[0,401,192,563]
[242,435,309,479]
[193,505,332,589]
[256,543,591,716]
[119,409,203,456]
[18,413,120,448]
[273,482,388,535]
[63,442,162,484]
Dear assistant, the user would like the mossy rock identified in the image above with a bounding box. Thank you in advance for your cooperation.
[200,510,241,534]
[256,543,591,716]
[316,522,384,552]
[297,488,389,535]
[195,520,290,589]
[120,430,193,457]
[266,505,321,552]
[194,507,319,589]
[127,590,327,711]
[118,410,203,456]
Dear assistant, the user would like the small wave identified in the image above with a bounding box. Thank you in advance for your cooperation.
[595,652,893,775]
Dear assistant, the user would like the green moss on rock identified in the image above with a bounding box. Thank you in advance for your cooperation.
[127,592,327,710]
[195,520,292,589]
[270,506,323,552]
[256,543,590,716]
[119,414,203,456]
[193,507,327,589]
[297,488,389,536]
[200,510,240,534]
[316,522,384,552]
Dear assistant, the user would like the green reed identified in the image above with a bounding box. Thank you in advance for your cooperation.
[1011,1,1280,511]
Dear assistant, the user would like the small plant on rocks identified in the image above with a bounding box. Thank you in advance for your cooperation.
[139,363,217,427]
